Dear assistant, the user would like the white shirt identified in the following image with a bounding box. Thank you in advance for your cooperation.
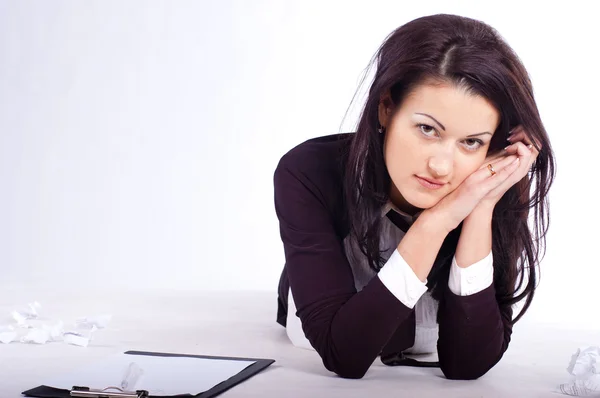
[285,202,494,354]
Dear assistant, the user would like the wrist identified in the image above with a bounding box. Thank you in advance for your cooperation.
[456,205,494,269]
[399,209,450,282]
[419,208,455,236]
[467,203,495,223]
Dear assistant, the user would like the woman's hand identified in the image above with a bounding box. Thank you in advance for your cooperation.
[424,126,541,233]
[476,126,540,211]
[428,153,521,233]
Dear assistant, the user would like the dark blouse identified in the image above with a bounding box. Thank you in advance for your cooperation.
[273,133,513,379]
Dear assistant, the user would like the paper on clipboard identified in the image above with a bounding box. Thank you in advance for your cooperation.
[44,353,256,396]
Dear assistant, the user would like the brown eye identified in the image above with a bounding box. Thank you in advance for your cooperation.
[463,138,484,151]
[418,124,436,137]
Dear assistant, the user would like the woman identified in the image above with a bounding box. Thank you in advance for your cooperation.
[273,14,554,380]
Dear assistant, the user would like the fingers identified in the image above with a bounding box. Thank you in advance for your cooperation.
[484,126,541,166]
[483,151,506,165]
[469,154,519,189]
[453,153,520,210]
[477,153,518,173]
[507,126,542,153]
[494,156,521,179]
[504,140,538,171]
[504,141,532,157]
[505,125,540,172]
[484,136,538,199]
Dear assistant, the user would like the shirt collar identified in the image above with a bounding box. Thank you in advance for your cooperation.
[381,201,423,225]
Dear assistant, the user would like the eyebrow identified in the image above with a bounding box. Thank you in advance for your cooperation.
[415,113,492,137]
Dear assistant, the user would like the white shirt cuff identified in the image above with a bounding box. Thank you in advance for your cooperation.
[448,250,494,296]
[378,249,428,309]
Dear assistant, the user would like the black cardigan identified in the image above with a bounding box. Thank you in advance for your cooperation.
[273,133,513,380]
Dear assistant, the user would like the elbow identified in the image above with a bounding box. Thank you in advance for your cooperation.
[304,327,376,379]
[323,359,370,379]
[441,365,489,380]
[331,365,369,380]
[439,354,499,380]
[438,338,506,380]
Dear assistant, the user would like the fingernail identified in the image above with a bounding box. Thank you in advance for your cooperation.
[504,145,511,151]
[527,144,533,150]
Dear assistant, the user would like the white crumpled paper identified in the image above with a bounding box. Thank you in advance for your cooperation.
[20,321,64,344]
[11,301,41,327]
[559,346,600,396]
[4,301,111,347]
[0,325,18,344]
[75,314,112,330]
[63,325,98,347]
[21,328,51,344]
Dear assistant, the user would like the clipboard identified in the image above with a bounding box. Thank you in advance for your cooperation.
[21,350,276,398]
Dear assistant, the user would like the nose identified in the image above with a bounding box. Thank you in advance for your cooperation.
[427,153,452,178]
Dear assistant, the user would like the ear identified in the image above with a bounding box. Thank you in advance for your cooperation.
[378,90,395,128]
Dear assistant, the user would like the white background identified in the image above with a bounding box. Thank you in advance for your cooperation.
[0,1,598,329]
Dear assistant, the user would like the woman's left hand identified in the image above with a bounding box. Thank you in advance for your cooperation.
[476,126,540,210]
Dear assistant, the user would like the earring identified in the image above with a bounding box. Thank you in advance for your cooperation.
[378,125,385,134]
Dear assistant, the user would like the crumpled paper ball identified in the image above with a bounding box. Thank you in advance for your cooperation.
[559,346,600,396]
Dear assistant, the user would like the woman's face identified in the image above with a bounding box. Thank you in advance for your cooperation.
[380,81,500,214]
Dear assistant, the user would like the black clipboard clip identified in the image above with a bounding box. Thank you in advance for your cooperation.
[70,386,149,398]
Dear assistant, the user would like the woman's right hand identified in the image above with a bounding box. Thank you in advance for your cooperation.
[428,153,521,232]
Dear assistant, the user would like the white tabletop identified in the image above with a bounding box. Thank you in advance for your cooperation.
[0,285,598,398]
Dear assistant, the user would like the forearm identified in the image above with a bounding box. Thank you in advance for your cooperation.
[310,278,416,378]
[439,206,512,380]
[438,284,511,379]
[397,209,450,282]
[455,205,493,268]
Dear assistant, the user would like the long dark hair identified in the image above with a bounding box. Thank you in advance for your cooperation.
[344,14,555,323]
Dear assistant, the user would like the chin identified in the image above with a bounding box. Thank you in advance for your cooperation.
[401,191,443,211]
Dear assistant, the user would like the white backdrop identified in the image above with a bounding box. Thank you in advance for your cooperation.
[1,1,598,329]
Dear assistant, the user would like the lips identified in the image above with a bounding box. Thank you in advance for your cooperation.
[416,176,447,185]
[415,175,447,190]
